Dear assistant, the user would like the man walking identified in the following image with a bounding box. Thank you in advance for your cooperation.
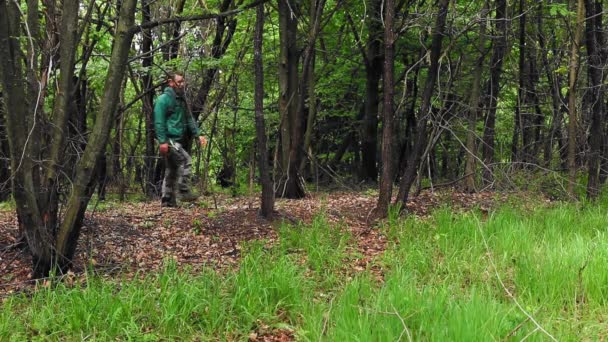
[154,72,207,207]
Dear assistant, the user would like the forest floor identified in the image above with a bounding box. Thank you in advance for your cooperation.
[0,189,508,299]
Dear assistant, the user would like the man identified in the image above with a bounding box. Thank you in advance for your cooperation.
[154,72,207,207]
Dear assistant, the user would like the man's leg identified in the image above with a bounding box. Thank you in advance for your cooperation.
[174,143,198,202]
[161,148,182,207]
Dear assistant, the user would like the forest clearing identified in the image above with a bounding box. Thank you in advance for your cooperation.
[3,0,608,339]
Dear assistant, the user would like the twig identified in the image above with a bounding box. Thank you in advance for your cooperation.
[475,218,558,342]
[500,315,531,341]
[320,297,334,340]
[392,305,413,342]
[352,305,416,341]
[520,327,540,342]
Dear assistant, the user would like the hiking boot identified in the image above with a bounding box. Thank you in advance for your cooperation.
[161,197,177,207]
[179,189,199,202]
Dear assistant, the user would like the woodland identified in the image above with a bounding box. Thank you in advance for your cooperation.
[2,0,608,339]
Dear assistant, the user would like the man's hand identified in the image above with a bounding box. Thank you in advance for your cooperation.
[159,143,169,156]
[198,136,208,147]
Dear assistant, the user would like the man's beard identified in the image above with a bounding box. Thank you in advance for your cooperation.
[175,87,186,97]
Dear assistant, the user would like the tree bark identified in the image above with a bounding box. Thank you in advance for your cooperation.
[481,0,507,186]
[584,0,605,199]
[277,0,302,198]
[254,2,274,217]
[567,0,585,195]
[0,0,52,277]
[374,0,396,217]
[464,3,489,193]
[0,96,10,202]
[512,0,526,165]
[538,2,567,168]
[362,0,382,183]
[141,0,157,197]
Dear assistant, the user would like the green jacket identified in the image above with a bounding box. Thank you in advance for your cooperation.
[153,87,200,144]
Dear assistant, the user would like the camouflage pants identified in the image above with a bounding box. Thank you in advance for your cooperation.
[161,141,193,200]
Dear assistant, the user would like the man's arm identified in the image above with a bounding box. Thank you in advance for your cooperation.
[186,112,207,146]
[154,95,170,155]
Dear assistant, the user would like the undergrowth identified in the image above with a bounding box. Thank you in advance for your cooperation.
[3,198,608,340]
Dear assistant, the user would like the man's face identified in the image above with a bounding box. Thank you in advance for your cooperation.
[169,75,185,90]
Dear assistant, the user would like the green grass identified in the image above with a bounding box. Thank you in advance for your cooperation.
[4,199,608,340]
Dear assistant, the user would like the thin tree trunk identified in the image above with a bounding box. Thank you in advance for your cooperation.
[584,0,605,199]
[254,3,274,217]
[567,0,585,195]
[141,0,157,197]
[538,2,566,168]
[0,99,10,201]
[374,0,396,217]
[277,0,299,191]
[512,0,526,165]
[362,0,382,183]
[464,3,489,193]
[481,0,507,186]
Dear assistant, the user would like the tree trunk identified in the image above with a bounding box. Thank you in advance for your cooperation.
[277,0,300,196]
[538,2,567,168]
[285,0,326,198]
[254,2,274,217]
[584,0,605,199]
[374,0,396,217]
[567,0,585,195]
[361,0,382,183]
[0,97,10,202]
[141,0,157,198]
[0,0,53,277]
[394,0,450,207]
[512,0,526,166]
[463,3,489,193]
[481,0,507,186]
[55,0,138,270]
[300,48,317,176]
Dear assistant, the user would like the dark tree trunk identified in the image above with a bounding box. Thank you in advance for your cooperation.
[526,52,543,166]
[567,0,585,194]
[481,0,507,186]
[538,2,567,168]
[67,77,89,180]
[0,97,10,202]
[361,0,383,183]
[374,0,396,217]
[395,0,450,207]
[277,0,298,178]
[283,0,326,198]
[464,2,489,193]
[254,2,274,217]
[584,0,606,199]
[141,0,157,197]
[512,0,526,165]
[396,45,425,180]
